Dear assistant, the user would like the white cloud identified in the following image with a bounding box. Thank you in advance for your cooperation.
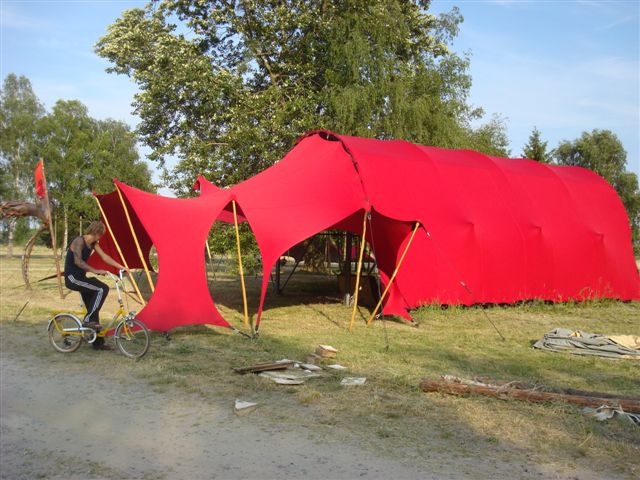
[469,51,637,126]
[459,18,639,173]
[575,56,639,83]
[596,14,637,31]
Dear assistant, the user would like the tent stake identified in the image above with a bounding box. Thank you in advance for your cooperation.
[232,200,251,332]
[116,185,155,294]
[93,195,146,305]
[349,210,368,331]
[367,222,420,325]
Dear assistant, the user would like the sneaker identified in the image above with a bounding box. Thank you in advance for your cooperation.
[83,322,102,332]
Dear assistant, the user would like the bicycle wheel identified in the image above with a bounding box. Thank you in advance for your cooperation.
[114,319,150,359]
[48,314,83,353]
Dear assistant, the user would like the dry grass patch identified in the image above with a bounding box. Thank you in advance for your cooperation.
[1,249,639,478]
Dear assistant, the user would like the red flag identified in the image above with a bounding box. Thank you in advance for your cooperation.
[34,159,46,199]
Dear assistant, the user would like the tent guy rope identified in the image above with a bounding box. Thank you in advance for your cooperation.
[421,227,506,341]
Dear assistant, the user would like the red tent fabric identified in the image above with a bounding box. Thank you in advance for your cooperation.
[309,133,637,314]
[109,130,638,332]
[88,190,154,273]
[110,181,233,331]
[241,131,639,327]
[194,175,247,224]
[230,134,369,327]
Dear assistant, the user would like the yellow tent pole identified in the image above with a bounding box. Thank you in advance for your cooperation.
[349,210,368,332]
[232,200,250,330]
[367,222,420,325]
[115,185,155,293]
[205,238,213,272]
[204,237,217,282]
[93,195,146,306]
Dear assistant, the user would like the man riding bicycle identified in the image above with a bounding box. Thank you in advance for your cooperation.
[64,221,127,350]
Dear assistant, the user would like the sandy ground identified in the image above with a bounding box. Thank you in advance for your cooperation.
[1,340,630,480]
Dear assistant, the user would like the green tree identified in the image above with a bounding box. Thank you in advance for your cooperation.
[37,100,96,249]
[0,74,154,255]
[96,0,508,195]
[554,129,640,249]
[522,127,549,163]
[465,114,511,157]
[0,74,45,256]
[37,101,154,248]
[88,118,154,194]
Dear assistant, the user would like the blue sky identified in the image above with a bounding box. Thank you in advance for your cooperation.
[1,0,638,186]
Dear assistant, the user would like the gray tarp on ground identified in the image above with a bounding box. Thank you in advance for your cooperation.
[533,328,640,359]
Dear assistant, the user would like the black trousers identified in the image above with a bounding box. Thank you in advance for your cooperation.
[65,274,109,323]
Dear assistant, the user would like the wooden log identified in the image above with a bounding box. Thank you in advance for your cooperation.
[475,378,640,401]
[420,378,640,414]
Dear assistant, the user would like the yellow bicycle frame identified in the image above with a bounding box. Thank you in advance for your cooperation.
[48,272,136,341]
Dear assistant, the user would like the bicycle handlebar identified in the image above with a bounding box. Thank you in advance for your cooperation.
[107,269,128,282]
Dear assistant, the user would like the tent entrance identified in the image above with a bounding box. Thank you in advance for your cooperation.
[205,205,260,334]
[272,230,379,306]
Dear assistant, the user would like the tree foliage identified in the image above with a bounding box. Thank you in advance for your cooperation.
[0,74,46,253]
[37,100,155,247]
[0,74,154,250]
[522,127,549,163]
[554,129,640,248]
[96,0,509,195]
[0,74,45,196]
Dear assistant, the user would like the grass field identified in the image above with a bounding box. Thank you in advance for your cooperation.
[1,248,639,478]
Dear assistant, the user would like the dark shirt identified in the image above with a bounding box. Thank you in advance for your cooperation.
[64,236,93,279]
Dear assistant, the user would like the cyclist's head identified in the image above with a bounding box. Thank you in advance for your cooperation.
[85,221,106,238]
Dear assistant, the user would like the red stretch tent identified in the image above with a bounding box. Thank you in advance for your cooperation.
[103,181,233,331]
[326,133,639,316]
[98,131,639,332]
[88,190,154,273]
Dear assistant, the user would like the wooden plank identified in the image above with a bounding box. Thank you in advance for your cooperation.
[233,361,294,374]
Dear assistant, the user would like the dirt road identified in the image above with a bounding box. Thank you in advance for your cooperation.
[1,335,627,480]
[2,351,441,479]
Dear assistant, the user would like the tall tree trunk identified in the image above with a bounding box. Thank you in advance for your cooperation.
[7,167,21,258]
[63,205,69,253]
[6,218,16,258]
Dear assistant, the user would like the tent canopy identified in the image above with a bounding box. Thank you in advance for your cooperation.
[93,131,640,332]
[87,190,154,273]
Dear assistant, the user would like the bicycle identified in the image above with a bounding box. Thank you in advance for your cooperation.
[47,270,150,358]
